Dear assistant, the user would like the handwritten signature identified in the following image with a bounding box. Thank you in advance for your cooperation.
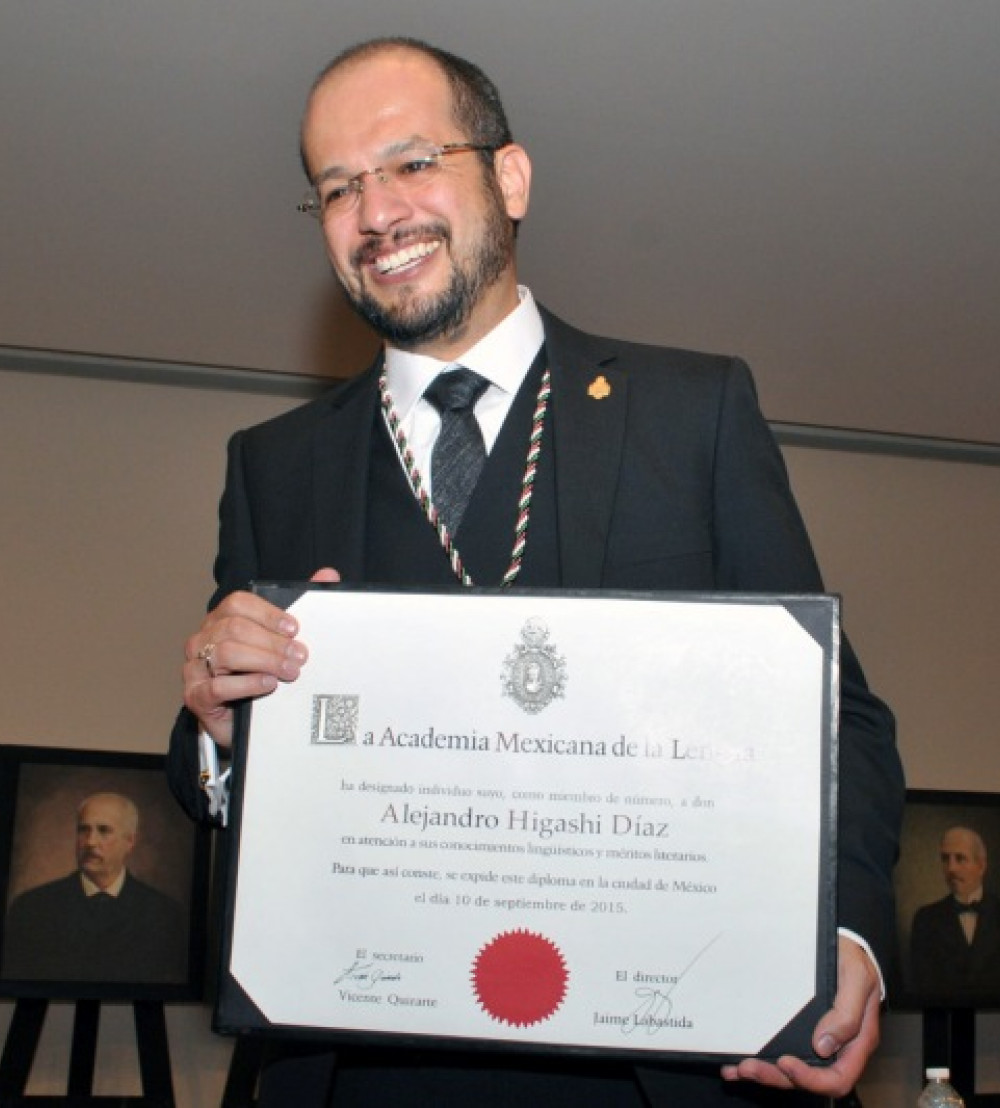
[334,959,403,991]
[621,932,723,1036]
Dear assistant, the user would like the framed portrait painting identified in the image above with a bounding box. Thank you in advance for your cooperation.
[890,788,1000,1011]
[0,745,210,1001]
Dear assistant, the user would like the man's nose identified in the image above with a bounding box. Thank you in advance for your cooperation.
[355,173,414,234]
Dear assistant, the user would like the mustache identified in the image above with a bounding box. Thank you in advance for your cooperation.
[351,224,450,269]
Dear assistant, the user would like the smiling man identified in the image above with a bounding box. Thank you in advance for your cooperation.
[2,793,187,984]
[300,41,527,359]
[169,36,903,1108]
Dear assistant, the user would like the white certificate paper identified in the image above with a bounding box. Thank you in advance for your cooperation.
[219,587,837,1064]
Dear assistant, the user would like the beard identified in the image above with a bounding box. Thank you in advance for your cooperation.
[341,186,513,349]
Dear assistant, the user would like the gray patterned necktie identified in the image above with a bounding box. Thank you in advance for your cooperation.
[425,367,490,535]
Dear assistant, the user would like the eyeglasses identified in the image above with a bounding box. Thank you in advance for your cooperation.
[298,143,496,222]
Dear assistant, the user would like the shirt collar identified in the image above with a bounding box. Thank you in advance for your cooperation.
[383,287,544,421]
[81,869,127,897]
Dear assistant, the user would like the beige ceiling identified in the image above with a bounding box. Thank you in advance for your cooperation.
[3,1,998,445]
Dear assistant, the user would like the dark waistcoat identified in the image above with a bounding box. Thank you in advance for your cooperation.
[364,352,560,588]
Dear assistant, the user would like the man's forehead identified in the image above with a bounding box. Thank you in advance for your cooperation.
[307,50,454,151]
[79,799,123,825]
[941,830,983,857]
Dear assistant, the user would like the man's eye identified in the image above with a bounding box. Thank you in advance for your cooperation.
[397,157,438,177]
[321,185,352,207]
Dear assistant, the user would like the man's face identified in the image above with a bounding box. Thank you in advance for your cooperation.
[76,797,135,889]
[300,48,530,358]
[940,828,986,901]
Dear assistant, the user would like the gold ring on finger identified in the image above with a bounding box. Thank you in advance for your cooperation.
[196,642,217,679]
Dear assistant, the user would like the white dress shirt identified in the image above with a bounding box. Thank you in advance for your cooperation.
[382,286,545,495]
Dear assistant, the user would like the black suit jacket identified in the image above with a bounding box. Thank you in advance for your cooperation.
[169,308,902,1105]
[910,891,1000,1003]
[2,871,188,984]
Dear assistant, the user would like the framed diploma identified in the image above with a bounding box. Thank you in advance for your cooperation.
[216,586,838,1066]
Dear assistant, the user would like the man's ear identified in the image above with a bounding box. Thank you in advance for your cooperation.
[495,144,531,221]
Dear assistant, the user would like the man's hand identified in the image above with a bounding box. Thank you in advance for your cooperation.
[183,568,340,748]
[720,937,881,1098]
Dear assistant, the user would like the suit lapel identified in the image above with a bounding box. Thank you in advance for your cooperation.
[311,361,382,581]
[543,310,628,588]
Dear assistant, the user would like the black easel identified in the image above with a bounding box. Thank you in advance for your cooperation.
[922,1008,1000,1107]
[0,997,174,1106]
[218,1036,265,1108]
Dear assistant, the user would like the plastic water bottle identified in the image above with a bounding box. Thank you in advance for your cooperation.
[917,1068,965,1107]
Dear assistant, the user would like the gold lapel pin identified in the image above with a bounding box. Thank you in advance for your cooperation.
[588,374,611,400]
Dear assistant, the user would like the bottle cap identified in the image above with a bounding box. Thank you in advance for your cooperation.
[926,1067,951,1080]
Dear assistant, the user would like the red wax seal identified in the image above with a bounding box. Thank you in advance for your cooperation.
[471,929,568,1027]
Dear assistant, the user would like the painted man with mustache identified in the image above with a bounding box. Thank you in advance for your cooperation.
[3,792,187,983]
